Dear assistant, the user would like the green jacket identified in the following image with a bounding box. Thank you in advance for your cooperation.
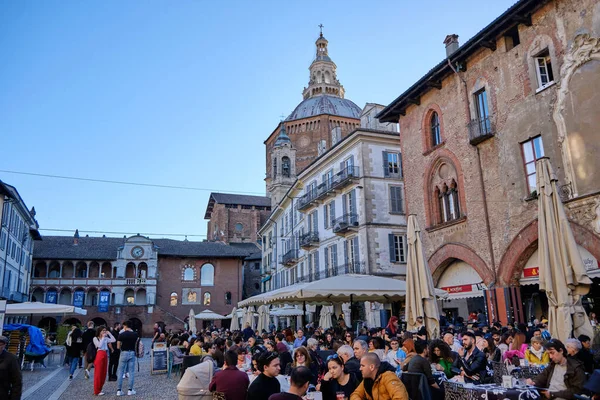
[532,357,585,400]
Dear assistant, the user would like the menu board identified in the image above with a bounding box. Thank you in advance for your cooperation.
[151,343,168,374]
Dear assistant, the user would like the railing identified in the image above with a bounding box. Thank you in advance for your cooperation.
[299,231,319,248]
[282,249,300,266]
[270,261,368,290]
[297,167,361,211]
[468,116,495,145]
[126,278,147,286]
[332,213,359,234]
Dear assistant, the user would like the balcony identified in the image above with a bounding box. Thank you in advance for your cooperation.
[468,116,495,145]
[297,167,361,212]
[126,278,147,286]
[297,188,318,211]
[270,261,368,290]
[299,231,319,249]
[331,166,360,191]
[282,249,300,266]
[332,213,359,235]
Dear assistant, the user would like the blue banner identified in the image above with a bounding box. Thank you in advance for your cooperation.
[98,291,110,312]
[45,291,57,304]
[73,290,85,307]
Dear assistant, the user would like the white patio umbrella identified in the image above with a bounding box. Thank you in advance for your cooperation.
[318,305,334,329]
[270,305,304,317]
[243,306,256,329]
[405,214,440,339]
[195,309,227,320]
[188,308,197,335]
[6,302,87,315]
[536,158,593,342]
[257,305,270,333]
[228,307,240,331]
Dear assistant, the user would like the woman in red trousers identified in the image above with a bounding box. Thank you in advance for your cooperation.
[93,326,116,396]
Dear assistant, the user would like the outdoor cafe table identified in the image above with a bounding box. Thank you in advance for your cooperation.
[443,380,541,400]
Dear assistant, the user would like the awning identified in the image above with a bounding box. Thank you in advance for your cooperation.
[437,261,484,299]
[6,302,87,316]
[194,309,227,320]
[519,246,599,286]
[270,306,304,317]
[261,275,272,283]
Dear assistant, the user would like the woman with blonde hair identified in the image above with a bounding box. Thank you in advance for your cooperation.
[524,336,549,365]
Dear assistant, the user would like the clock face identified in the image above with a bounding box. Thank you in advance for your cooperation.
[131,246,144,259]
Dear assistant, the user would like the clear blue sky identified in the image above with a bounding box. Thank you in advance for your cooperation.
[0,0,516,240]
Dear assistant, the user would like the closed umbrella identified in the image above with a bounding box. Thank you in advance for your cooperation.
[405,214,440,339]
[244,306,255,329]
[189,308,197,335]
[257,305,267,333]
[318,305,334,329]
[229,307,240,331]
[536,158,593,342]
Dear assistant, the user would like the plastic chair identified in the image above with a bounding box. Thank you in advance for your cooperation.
[168,354,182,378]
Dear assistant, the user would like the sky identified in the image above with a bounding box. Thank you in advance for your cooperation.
[0,0,517,240]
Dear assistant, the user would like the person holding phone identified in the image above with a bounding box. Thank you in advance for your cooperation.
[92,326,116,396]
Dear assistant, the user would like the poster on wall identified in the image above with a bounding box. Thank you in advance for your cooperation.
[182,288,202,305]
[98,291,110,312]
[46,291,57,304]
[73,291,85,307]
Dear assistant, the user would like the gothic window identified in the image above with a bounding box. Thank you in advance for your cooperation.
[170,292,178,306]
[203,292,211,305]
[430,159,463,226]
[183,266,194,281]
[437,181,460,224]
[201,263,214,286]
[430,112,441,146]
[282,157,291,177]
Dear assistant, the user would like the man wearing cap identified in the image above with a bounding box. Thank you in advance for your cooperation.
[0,335,22,400]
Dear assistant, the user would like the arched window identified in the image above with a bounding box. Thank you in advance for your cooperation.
[170,292,178,306]
[430,112,441,146]
[183,266,194,281]
[437,182,460,224]
[282,157,291,177]
[124,289,135,305]
[225,291,232,305]
[203,292,211,305]
[201,264,214,286]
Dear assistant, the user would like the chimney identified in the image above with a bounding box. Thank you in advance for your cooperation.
[73,229,80,245]
[444,34,459,57]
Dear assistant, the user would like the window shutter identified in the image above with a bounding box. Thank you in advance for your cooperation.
[389,234,396,262]
[398,153,403,178]
[342,194,348,215]
[313,211,318,232]
[350,189,357,219]
[344,241,349,264]
[353,236,360,266]
[330,202,336,223]
[323,206,328,229]
[332,244,338,269]
[383,151,389,177]
[315,251,319,270]
[324,247,329,269]
[340,161,345,175]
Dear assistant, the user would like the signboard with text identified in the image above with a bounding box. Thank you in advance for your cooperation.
[98,291,110,312]
[46,291,57,304]
[73,291,85,307]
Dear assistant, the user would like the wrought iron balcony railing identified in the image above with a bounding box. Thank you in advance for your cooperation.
[468,115,495,145]
[332,213,359,234]
[282,249,300,266]
[299,231,319,249]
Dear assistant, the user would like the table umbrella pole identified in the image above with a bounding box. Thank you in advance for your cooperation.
[302,301,306,328]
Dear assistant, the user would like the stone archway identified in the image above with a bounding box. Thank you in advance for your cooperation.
[428,243,493,286]
[498,219,600,286]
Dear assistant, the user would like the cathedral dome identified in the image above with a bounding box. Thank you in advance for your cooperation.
[286,95,362,122]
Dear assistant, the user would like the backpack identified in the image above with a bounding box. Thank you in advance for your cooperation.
[86,341,97,363]
[135,337,144,358]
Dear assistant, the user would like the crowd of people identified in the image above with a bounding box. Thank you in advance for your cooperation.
[1,311,599,400]
[158,311,600,400]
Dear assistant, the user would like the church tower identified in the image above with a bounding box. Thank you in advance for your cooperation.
[302,29,345,100]
[268,123,296,208]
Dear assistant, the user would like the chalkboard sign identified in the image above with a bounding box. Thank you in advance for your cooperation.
[151,343,168,374]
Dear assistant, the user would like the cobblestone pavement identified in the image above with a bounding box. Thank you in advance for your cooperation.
[22,339,180,399]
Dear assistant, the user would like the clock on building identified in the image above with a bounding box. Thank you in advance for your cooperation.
[131,246,144,259]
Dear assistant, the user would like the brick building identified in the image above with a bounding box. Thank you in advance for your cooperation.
[378,0,600,324]
[31,234,252,335]
[265,32,363,207]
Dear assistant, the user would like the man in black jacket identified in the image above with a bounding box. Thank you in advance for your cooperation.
[451,332,486,384]
[81,320,96,377]
[0,335,22,400]
[527,339,585,400]
[337,345,361,382]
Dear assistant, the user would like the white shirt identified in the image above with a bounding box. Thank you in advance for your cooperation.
[548,362,568,398]
[93,332,116,351]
